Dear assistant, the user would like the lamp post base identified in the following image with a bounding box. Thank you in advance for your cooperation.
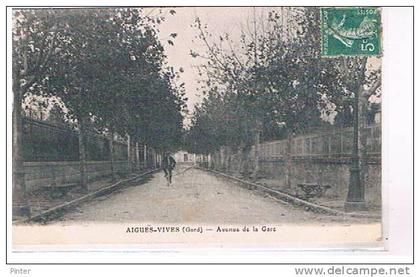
[344,201,367,212]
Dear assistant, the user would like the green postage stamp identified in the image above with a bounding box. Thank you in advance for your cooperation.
[321,7,382,56]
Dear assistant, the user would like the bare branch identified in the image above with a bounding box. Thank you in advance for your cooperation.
[195,18,240,83]
[226,38,246,71]
[363,77,381,97]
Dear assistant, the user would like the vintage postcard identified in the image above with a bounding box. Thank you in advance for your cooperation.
[8,6,394,255]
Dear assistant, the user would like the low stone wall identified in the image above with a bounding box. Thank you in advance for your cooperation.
[208,125,382,207]
[23,160,130,192]
[209,155,381,207]
[258,158,381,207]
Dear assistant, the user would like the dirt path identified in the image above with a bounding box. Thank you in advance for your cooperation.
[56,167,371,224]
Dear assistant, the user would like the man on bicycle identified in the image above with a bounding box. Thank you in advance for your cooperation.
[162,151,176,185]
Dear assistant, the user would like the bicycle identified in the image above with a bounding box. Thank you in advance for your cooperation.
[164,168,173,186]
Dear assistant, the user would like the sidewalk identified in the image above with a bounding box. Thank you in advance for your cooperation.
[15,170,152,222]
[256,177,381,218]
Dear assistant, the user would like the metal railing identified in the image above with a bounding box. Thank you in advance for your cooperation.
[21,116,156,163]
[259,125,380,159]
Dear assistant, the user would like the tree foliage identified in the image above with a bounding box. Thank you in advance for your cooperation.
[13,8,186,153]
[185,7,381,154]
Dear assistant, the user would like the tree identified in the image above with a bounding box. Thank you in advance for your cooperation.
[41,8,186,179]
[186,8,343,173]
[185,90,229,154]
[13,8,187,201]
[48,103,67,125]
[334,56,381,211]
[186,7,380,184]
[12,9,62,216]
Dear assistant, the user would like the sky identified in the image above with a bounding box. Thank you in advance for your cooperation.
[157,7,284,124]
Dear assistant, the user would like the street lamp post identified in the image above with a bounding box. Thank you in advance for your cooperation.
[344,87,367,212]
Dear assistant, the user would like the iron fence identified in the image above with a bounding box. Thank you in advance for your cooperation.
[259,125,381,160]
[22,117,128,162]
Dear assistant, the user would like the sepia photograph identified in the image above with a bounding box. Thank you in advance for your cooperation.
[10,6,387,250]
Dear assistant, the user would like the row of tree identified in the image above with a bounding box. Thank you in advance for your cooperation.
[13,9,186,195]
[184,8,381,157]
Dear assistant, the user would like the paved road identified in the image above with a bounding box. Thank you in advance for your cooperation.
[59,166,367,224]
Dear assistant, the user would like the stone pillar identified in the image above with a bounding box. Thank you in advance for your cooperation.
[156,154,161,168]
[208,154,212,168]
[220,147,225,171]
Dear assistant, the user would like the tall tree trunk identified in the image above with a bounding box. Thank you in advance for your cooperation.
[78,116,88,191]
[241,145,251,179]
[12,85,30,217]
[143,144,147,169]
[135,141,140,172]
[109,130,116,182]
[359,88,370,200]
[252,124,261,181]
[154,152,157,169]
[284,130,293,189]
[127,135,131,174]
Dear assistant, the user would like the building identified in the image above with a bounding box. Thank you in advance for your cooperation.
[174,151,197,165]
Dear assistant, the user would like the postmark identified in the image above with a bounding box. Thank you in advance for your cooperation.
[321,7,382,56]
